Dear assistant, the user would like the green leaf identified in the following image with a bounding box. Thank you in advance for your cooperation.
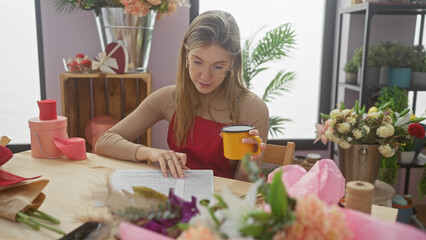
[320,113,330,120]
[239,223,264,237]
[268,171,288,217]
[262,71,296,102]
[340,101,345,110]
[248,211,271,221]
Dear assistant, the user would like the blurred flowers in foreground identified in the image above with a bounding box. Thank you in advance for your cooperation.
[177,156,352,240]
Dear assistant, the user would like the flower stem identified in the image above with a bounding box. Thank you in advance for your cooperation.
[28,208,61,224]
[16,211,65,235]
[16,212,40,230]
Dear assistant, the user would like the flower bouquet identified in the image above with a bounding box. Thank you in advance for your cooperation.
[315,101,425,157]
[52,0,189,18]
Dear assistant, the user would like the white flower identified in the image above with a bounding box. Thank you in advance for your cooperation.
[363,125,370,134]
[328,119,336,128]
[346,137,353,142]
[337,122,351,134]
[376,124,395,138]
[352,129,363,139]
[330,109,341,119]
[395,111,412,127]
[348,117,356,125]
[339,141,351,149]
[325,129,334,140]
[378,144,396,157]
[368,112,380,119]
[218,179,262,239]
[342,109,352,116]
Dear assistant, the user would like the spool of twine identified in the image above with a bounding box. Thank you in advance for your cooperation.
[346,181,374,214]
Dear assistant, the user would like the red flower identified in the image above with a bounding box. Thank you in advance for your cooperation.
[76,53,85,59]
[81,59,92,67]
[408,123,425,139]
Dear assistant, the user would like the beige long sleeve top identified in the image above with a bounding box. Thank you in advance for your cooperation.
[96,85,269,163]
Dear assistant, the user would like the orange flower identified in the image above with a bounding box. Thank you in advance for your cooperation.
[284,194,352,240]
[177,223,222,240]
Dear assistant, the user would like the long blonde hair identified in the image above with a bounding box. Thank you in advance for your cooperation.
[174,10,249,147]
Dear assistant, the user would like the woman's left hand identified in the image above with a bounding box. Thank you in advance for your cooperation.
[243,129,266,160]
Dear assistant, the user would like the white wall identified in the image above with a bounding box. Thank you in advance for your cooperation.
[40,0,189,149]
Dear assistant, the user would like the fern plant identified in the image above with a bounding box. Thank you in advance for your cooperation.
[242,24,296,137]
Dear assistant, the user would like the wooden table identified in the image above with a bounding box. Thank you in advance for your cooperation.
[1,151,396,239]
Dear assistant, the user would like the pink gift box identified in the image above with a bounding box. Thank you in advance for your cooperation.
[28,116,68,159]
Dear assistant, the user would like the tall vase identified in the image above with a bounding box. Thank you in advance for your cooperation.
[338,144,381,184]
[95,8,157,72]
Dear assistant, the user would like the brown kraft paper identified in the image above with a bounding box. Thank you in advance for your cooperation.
[0,179,49,221]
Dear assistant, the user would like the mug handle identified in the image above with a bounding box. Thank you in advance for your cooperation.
[251,136,262,156]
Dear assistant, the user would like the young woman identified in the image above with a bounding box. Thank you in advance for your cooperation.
[96,10,269,181]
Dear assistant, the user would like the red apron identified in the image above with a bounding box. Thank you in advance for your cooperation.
[167,115,237,178]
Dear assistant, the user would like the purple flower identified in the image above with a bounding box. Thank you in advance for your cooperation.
[168,189,198,223]
[144,220,168,235]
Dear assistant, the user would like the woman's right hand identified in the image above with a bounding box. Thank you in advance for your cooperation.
[137,147,188,179]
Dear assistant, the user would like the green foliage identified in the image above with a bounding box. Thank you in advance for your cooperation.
[378,155,399,186]
[242,24,296,137]
[375,85,408,113]
[352,44,385,68]
[386,42,417,68]
[413,45,426,72]
[343,60,357,73]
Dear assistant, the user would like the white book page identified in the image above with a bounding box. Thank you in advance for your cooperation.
[110,169,214,202]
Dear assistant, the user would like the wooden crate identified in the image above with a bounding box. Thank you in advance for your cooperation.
[60,72,152,151]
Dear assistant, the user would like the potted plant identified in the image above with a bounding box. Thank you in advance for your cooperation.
[411,45,426,88]
[242,24,296,137]
[387,42,416,88]
[375,85,408,113]
[343,60,358,84]
[352,45,381,87]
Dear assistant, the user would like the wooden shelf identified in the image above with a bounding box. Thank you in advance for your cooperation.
[60,72,152,150]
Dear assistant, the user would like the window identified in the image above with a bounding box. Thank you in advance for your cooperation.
[0,1,44,148]
[194,0,330,144]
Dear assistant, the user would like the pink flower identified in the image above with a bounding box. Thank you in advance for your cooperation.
[121,0,151,17]
[314,119,329,145]
[167,4,177,15]
[283,194,352,240]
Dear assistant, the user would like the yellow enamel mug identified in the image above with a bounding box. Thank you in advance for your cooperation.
[221,125,262,160]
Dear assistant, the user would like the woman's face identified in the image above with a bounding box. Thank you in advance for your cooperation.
[187,44,231,95]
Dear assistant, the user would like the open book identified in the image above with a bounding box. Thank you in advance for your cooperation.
[110,169,214,202]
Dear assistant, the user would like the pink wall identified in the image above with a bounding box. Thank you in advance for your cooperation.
[39,1,189,149]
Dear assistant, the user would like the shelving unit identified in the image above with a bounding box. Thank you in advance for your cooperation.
[334,2,426,110]
[330,2,426,166]
[60,72,152,150]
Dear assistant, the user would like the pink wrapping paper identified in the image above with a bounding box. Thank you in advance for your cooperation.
[119,221,173,240]
[344,208,425,240]
[267,159,345,205]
